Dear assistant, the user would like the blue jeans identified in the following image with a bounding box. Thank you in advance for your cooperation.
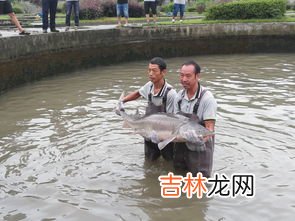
[116,3,128,18]
[42,0,58,30]
[66,1,79,26]
[173,3,185,18]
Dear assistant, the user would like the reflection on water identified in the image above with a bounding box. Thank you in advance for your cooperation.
[0,54,295,221]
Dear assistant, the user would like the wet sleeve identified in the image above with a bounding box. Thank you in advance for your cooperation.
[166,89,177,113]
[138,82,151,100]
[173,92,181,114]
[203,96,217,121]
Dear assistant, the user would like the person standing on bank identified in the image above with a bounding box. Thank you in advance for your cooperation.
[120,57,177,161]
[65,0,79,31]
[173,60,217,178]
[172,0,186,23]
[116,0,128,27]
[0,0,30,36]
[144,0,157,24]
[42,0,59,33]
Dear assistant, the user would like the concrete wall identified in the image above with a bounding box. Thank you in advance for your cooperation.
[1,23,295,93]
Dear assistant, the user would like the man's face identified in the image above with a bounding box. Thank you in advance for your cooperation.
[180,64,199,90]
[147,63,165,83]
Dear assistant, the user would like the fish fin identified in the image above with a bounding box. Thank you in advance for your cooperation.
[119,91,125,101]
[150,130,160,144]
[158,136,176,150]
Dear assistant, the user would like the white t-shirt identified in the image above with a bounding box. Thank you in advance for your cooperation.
[174,0,186,4]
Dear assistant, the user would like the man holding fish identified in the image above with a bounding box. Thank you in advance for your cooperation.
[117,59,217,178]
[173,60,217,177]
[119,57,177,161]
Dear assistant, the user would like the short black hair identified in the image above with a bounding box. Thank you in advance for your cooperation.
[182,60,201,74]
[150,57,167,71]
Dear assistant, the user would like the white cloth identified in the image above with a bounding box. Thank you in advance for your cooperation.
[174,0,186,4]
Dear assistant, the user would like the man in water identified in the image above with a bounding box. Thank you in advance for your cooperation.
[173,60,217,177]
[120,57,177,161]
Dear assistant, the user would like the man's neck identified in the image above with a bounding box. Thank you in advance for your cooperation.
[153,79,165,91]
[186,82,199,99]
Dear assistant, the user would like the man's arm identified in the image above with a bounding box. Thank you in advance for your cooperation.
[122,90,141,103]
[203,120,215,142]
[204,120,215,132]
[166,89,177,113]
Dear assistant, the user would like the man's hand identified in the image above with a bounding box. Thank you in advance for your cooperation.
[115,100,125,116]
[118,100,125,111]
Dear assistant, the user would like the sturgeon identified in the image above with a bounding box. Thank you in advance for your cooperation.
[116,92,214,150]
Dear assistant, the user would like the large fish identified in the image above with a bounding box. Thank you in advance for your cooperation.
[116,92,214,150]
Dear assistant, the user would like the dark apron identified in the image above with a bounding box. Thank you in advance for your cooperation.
[173,138,214,178]
[173,88,215,177]
[144,88,174,161]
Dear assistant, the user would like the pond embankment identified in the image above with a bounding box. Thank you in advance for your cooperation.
[1,22,295,93]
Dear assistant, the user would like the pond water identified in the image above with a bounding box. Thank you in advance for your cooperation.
[0,54,294,221]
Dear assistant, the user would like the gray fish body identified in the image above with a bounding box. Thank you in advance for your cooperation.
[116,91,214,150]
[119,110,213,150]
[121,111,185,129]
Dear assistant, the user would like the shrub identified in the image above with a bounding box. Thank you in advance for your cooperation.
[7,1,40,15]
[101,0,116,17]
[160,2,174,13]
[13,6,24,14]
[156,0,165,6]
[206,0,287,20]
[57,1,65,13]
[30,0,41,7]
[187,6,197,12]
[80,0,103,20]
[214,0,234,3]
[286,2,295,10]
[187,0,216,14]
[11,1,23,13]
[196,3,206,13]
[79,0,144,19]
[129,0,144,17]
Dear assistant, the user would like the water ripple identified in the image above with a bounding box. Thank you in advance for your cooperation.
[0,54,295,220]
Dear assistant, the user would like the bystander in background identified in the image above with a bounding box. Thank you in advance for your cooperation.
[0,0,30,36]
[42,0,59,33]
[172,0,186,23]
[65,0,80,31]
[144,0,157,24]
[117,0,128,26]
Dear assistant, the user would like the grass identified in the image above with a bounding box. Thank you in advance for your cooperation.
[156,17,295,26]
[1,11,295,27]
